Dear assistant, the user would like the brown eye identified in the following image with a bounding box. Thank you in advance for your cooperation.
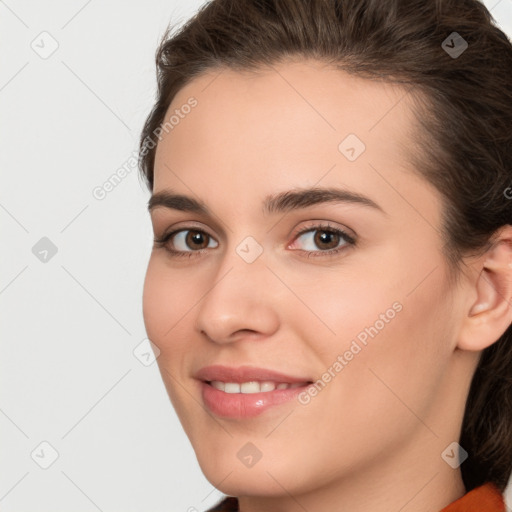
[184,230,210,249]
[171,229,218,251]
[289,223,356,258]
[154,228,219,255]
[312,230,341,250]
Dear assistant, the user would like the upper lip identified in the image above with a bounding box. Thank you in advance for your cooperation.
[195,365,313,384]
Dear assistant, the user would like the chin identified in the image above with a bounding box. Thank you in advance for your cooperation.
[201,465,298,497]
[194,444,314,498]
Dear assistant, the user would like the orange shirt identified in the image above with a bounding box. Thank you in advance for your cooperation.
[207,482,506,511]
[440,482,506,512]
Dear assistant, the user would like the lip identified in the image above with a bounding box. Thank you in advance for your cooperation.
[194,364,312,384]
[195,365,314,419]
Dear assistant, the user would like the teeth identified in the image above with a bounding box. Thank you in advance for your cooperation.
[211,381,225,391]
[224,383,241,393]
[241,381,261,394]
[209,380,306,393]
[260,381,276,392]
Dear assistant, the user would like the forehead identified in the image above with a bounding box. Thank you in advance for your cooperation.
[152,58,441,229]
[168,58,412,130]
[155,58,415,172]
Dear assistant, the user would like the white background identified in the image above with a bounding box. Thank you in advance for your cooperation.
[1,1,511,510]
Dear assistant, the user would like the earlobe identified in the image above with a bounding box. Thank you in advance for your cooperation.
[457,227,512,352]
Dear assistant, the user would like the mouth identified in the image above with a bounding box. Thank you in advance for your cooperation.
[194,365,315,418]
[204,380,313,393]
[194,364,314,386]
[197,374,315,418]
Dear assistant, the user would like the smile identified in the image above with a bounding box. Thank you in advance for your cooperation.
[208,380,309,393]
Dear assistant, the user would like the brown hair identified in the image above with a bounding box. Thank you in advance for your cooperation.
[138,0,512,493]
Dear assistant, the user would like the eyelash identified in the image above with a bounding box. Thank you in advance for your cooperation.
[153,223,356,260]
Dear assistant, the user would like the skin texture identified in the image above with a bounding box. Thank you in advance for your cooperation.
[142,59,512,512]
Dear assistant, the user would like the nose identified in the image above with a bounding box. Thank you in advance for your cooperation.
[194,245,280,345]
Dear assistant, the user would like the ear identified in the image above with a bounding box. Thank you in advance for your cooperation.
[457,225,512,351]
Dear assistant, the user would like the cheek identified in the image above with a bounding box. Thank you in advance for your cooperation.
[142,258,197,418]
[284,274,452,477]
[309,237,450,360]
[291,264,403,364]
[142,256,197,344]
[298,245,453,419]
[142,258,169,342]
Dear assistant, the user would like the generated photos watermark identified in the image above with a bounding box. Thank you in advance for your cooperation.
[92,96,198,201]
[298,301,403,405]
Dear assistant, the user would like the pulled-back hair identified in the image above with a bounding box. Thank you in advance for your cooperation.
[138,0,512,492]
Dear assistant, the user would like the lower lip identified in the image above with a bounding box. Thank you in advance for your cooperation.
[200,381,310,418]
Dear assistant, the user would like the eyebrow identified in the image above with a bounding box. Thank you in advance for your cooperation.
[148,186,386,216]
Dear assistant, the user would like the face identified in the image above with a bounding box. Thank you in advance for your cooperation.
[143,59,466,498]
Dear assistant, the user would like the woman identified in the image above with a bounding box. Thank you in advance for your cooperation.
[138,0,512,510]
